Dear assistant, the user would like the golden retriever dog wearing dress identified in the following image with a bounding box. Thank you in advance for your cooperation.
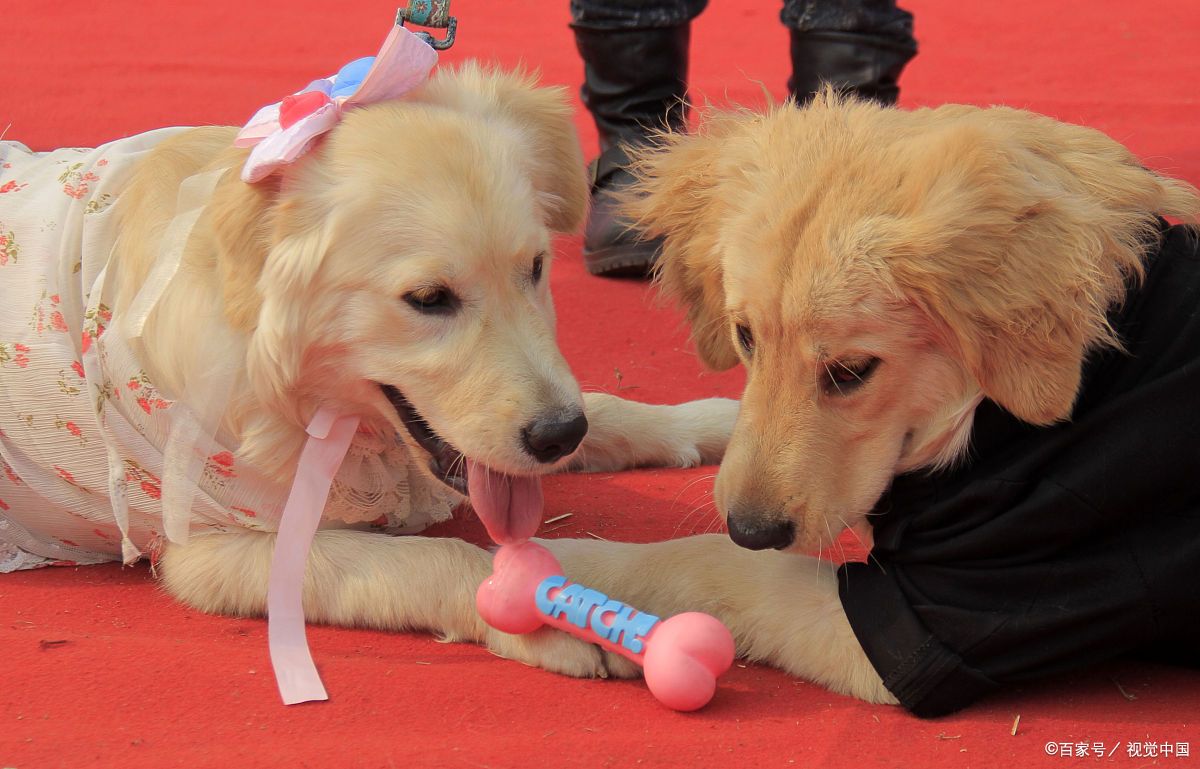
[153,67,745,677]
[0,65,736,678]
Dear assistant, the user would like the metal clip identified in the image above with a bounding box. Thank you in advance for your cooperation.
[397,0,458,50]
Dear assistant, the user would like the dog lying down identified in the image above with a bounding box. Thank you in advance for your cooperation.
[0,65,736,677]
[558,92,1198,716]
[4,63,1197,715]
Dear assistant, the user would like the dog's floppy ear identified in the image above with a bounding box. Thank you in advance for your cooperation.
[419,64,588,233]
[208,160,276,332]
[251,190,341,426]
[625,116,755,371]
[210,159,336,427]
[881,108,1200,424]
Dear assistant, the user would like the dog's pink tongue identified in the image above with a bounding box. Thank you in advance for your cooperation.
[466,460,544,544]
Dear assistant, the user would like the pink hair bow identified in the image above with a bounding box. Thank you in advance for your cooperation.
[235,25,438,183]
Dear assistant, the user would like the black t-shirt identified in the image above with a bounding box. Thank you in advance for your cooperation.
[838,222,1200,717]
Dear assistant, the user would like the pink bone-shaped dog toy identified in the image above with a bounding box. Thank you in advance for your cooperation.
[476,541,735,711]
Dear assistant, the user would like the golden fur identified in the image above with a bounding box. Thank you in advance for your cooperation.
[107,77,1200,702]
[537,93,1200,704]
[628,92,1199,551]
[106,65,737,677]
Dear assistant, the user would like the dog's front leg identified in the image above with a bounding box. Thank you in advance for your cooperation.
[567,392,738,472]
[542,534,897,704]
[159,530,630,679]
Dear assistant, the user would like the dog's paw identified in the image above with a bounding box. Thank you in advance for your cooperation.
[486,626,632,679]
[665,397,738,467]
[569,393,739,473]
[599,649,642,679]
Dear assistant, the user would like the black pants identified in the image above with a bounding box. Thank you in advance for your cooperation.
[570,0,914,43]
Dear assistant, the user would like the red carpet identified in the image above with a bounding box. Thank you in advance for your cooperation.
[3,1,1199,767]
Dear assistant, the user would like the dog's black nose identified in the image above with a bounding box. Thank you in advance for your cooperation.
[726,513,795,550]
[521,412,589,464]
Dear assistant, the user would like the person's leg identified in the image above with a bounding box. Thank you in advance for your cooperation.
[781,0,917,105]
[571,0,707,277]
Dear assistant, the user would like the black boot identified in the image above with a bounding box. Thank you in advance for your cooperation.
[787,30,916,106]
[572,24,690,277]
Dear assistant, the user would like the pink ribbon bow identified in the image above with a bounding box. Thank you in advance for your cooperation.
[235,25,438,183]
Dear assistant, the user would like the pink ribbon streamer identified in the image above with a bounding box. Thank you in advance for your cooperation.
[267,407,360,705]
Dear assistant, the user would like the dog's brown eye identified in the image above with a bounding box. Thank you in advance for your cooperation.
[403,287,459,316]
[824,357,880,396]
[736,324,755,355]
[531,253,544,285]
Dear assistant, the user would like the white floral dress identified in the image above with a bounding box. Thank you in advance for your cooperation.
[0,131,456,573]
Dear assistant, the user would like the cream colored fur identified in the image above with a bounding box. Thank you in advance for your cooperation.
[109,65,736,677]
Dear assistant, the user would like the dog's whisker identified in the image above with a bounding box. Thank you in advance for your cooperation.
[670,472,718,507]
[672,497,720,537]
[690,503,722,536]
[833,517,854,594]
[814,521,826,581]
[444,450,467,488]
[836,359,865,383]
[822,361,844,396]
[671,503,707,537]
[822,517,836,560]
[668,472,720,536]
[837,515,861,552]
[839,514,887,575]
